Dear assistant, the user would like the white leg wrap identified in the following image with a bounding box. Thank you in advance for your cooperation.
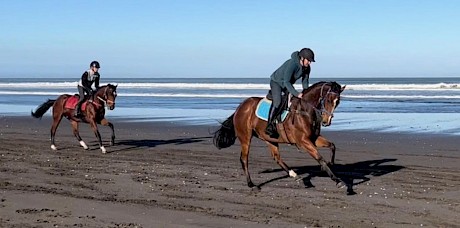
[79,141,88,150]
[100,146,107,154]
[51,145,57,151]
[289,170,298,178]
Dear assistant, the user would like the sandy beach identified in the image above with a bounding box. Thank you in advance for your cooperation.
[0,116,459,227]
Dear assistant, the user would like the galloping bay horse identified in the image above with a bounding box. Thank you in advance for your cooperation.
[31,84,118,153]
[213,81,346,189]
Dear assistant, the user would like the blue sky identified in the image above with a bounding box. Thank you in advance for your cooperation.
[1,0,459,78]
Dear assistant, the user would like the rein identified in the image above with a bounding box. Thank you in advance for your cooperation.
[275,82,341,144]
[94,86,115,109]
[97,96,115,107]
[290,84,339,121]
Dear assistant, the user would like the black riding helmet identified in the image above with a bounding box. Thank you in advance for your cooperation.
[90,61,100,68]
[299,48,315,62]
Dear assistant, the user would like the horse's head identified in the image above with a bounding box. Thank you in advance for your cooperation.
[95,84,118,110]
[301,81,346,127]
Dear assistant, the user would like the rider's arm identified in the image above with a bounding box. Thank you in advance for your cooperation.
[80,72,92,93]
[301,66,311,90]
[94,73,100,90]
[283,62,300,97]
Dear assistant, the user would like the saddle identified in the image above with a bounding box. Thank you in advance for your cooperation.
[255,90,291,122]
[65,95,89,111]
[265,90,290,114]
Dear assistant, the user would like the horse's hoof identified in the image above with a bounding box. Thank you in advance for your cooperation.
[294,175,303,182]
[336,181,346,189]
[347,188,357,195]
[79,141,89,150]
[100,146,107,154]
[110,141,115,146]
[289,170,298,178]
[51,145,57,151]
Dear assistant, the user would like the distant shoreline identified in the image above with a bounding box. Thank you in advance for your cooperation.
[1,76,460,79]
[2,77,460,136]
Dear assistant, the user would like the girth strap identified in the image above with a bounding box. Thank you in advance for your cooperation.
[277,123,294,145]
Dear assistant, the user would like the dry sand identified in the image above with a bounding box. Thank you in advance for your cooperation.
[0,116,459,227]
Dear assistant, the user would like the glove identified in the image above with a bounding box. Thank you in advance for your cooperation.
[86,88,93,96]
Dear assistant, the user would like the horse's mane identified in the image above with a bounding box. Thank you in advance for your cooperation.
[97,84,117,91]
[107,84,117,90]
[302,81,342,94]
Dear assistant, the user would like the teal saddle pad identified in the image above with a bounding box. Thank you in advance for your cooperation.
[255,98,289,122]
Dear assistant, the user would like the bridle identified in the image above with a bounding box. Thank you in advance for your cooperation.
[96,86,116,108]
[319,94,338,119]
[292,83,339,119]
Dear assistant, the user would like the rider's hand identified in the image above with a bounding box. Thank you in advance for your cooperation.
[297,93,303,98]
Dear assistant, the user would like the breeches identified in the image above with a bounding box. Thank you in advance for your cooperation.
[77,86,86,103]
[269,80,283,108]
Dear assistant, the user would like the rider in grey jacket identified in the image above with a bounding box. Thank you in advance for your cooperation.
[266,48,315,138]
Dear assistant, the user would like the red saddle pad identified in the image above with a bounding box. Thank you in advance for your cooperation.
[65,95,88,111]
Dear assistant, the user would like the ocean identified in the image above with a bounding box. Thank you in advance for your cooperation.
[1,77,459,135]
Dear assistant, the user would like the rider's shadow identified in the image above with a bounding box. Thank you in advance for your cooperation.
[259,158,405,195]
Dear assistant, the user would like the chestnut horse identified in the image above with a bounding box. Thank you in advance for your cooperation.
[31,84,118,153]
[213,81,346,189]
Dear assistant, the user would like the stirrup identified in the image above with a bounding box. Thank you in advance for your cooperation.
[268,131,279,139]
[265,123,279,138]
[74,110,81,117]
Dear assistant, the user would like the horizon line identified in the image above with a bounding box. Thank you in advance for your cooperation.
[1,75,460,79]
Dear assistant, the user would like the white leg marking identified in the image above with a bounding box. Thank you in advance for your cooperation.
[51,145,57,151]
[100,146,107,154]
[79,141,89,150]
[289,170,298,178]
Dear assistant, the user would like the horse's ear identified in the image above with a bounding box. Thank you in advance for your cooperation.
[341,85,346,92]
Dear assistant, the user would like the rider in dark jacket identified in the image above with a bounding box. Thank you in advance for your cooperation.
[265,48,315,138]
[75,61,101,117]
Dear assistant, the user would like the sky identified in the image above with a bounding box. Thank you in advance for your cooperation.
[1,0,459,78]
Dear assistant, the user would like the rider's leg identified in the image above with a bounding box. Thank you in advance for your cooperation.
[75,86,85,117]
[265,80,282,138]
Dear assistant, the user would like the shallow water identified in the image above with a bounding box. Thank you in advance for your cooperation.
[2,77,460,135]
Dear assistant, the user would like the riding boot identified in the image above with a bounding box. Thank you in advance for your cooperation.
[265,106,280,138]
[75,102,82,117]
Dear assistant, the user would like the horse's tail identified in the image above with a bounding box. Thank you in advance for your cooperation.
[213,113,236,149]
[31,99,56,118]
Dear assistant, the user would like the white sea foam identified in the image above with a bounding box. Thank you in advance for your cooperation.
[95,108,460,135]
[345,83,460,90]
[344,95,460,99]
[5,102,460,135]
[329,112,460,135]
[0,82,78,88]
[0,82,268,90]
[0,91,72,96]
[0,91,261,98]
[2,90,460,99]
[1,82,459,90]
[119,93,262,98]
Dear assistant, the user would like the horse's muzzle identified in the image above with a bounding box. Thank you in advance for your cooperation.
[106,100,115,110]
[322,111,334,127]
[322,115,333,127]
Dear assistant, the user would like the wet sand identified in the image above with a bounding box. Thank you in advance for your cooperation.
[0,116,459,227]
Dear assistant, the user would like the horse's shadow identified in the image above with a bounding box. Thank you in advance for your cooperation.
[111,136,211,152]
[258,158,404,195]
